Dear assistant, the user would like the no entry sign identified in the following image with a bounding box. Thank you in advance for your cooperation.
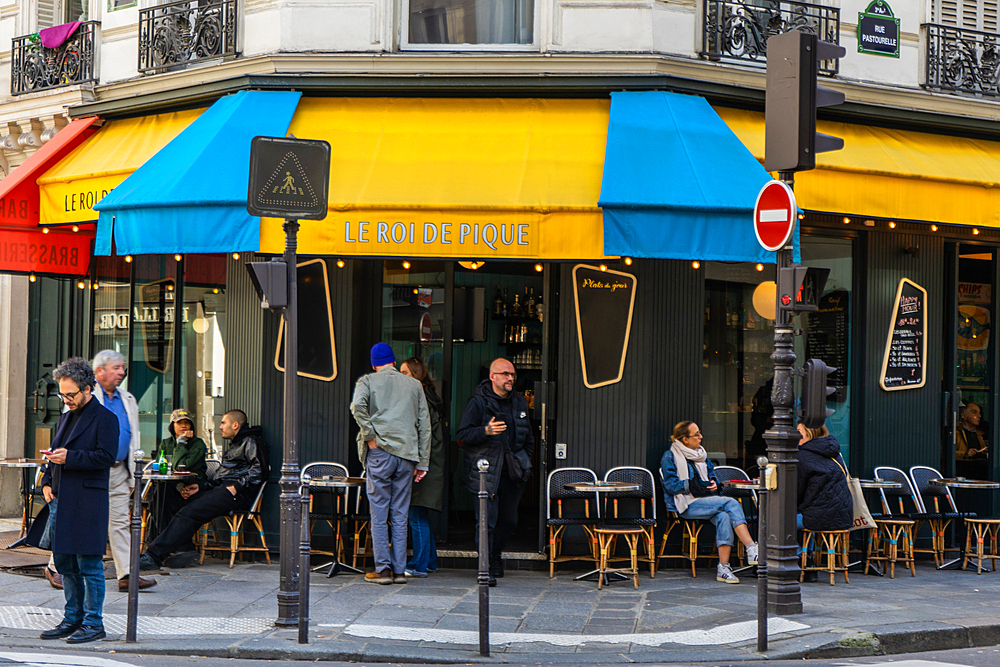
[754,180,797,251]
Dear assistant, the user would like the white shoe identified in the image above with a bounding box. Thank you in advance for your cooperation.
[717,562,740,584]
[746,543,759,565]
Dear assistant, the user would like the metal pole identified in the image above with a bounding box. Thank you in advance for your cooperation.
[126,448,144,642]
[763,171,803,616]
[298,478,311,644]
[277,218,302,626]
[477,459,490,658]
[756,455,769,653]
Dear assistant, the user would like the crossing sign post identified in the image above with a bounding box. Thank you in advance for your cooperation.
[246,136,330,632]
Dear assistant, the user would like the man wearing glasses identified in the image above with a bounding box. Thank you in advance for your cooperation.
[457,358,533,586]
[38,357,118,644]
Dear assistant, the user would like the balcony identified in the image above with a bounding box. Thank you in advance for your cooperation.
[138,0,238,75]
[11,21,99,96]
[924,23,1000,98]
[702,0,841,75]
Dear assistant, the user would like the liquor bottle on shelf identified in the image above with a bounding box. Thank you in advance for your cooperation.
[502,289,510,317]
[493,285,504,316]
[511,293,522,318]
[526,288,536,319]
[535,292,543,323]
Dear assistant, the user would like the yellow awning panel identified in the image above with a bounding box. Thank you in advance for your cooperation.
[38,109,204,226]
[717,107,1000,228]
[260,98,611,259]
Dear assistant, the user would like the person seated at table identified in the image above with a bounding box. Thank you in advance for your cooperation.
[660,421,759,584]
[795,422,852,582]
[152,409,209,525]
[138,409,269,570]
[957,403,988,460]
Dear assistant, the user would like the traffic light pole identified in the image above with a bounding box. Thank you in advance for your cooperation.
[276,218,301,626]
[764,171,803,616]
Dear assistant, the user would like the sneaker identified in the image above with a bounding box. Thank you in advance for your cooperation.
[163,551,200,569]
[746,543,759,565]
[717,562,740,584]
[404,569,427,578]
[138,553,160,571]
[365,570,392,585]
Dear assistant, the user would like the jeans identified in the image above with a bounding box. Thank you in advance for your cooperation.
[366,447,415,574]
[407,506,438,574]
[472,472,526,560]
[54,552,105,628]
[679,496,747,547]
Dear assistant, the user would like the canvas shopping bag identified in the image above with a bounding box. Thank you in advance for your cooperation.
[836,459,875,531]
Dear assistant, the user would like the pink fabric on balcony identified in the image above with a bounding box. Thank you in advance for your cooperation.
[39,21,81,48]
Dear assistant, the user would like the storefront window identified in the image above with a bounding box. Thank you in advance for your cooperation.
[92,256,132,358]
[381,261,446,398]
[404,0,535,47]
[956,246,993,479]
[703,263,777,471]
[796,237,854,462]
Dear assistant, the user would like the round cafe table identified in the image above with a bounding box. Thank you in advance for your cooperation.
[305,475,366,577]
[0,458,46,548]
[930,478,1000,571]
[563,481,641,584]
[852,479,901,575]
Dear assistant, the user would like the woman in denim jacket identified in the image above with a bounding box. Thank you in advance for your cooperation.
[661,421,759,584]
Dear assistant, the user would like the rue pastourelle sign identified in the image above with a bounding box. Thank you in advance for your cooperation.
[858,0,900,58]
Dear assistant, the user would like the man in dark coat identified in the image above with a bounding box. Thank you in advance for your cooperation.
[39,357,118,644]
[457,357,533,586]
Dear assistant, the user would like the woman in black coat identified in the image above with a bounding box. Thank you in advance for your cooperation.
[796,423,852,581]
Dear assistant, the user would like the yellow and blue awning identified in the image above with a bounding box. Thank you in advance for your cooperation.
[599,91,779,263]
[95,90,301,255]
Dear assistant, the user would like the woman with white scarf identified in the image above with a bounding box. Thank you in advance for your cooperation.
[660,421,759,583]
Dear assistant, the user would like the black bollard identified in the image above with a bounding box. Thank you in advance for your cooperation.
[126,448,144,642]
[477,458,490,658]
[756,455,769,653]
[298,478,311,644]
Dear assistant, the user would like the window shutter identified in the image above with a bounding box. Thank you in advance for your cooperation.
[933,0,998,31]
[37,0,58,29]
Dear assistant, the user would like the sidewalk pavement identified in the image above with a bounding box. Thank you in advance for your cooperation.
[2,551,1000,664]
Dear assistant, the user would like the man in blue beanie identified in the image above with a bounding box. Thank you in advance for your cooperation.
[351,343,431,584]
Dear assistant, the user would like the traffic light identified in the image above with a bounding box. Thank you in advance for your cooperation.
[801,358,836,428]
[765,30,846,173]
[777,265,830,312]
[246,261,287,309]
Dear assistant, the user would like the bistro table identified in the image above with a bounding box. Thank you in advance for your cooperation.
[564,481,641,584]
[0,458,46,548]
[306,475,366,577]
[143,470,198,546]
[852,479,903,575]
[930,477,1000,571]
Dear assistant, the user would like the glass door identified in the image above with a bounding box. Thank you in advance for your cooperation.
[955,246,994,481]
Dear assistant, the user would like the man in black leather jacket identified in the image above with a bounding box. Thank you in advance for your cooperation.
[457,358,533,585]
[139,409,269,569]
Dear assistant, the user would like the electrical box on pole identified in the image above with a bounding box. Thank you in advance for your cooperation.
[765,30,847,173]
[801,358,836,428]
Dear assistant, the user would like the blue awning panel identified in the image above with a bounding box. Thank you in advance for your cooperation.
[599,91,797,263]
[95,90,302,255]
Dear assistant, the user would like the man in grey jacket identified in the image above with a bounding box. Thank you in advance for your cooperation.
[351,343,430,584]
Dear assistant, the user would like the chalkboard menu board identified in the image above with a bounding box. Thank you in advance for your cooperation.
[805,289,849,402]
[879,278,927,391]
[572,264,637,389]
[276,259,338,381]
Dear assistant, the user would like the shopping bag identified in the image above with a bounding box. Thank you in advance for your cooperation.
[836,460,875,531]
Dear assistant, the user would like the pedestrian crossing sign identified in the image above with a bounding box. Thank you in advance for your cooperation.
[247,136,331,220]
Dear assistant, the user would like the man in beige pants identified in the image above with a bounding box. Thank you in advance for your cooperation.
[45,351,156,591]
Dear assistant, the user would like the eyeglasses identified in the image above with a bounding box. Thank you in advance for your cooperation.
[57,389,83,402]
[684,431,703,438]
[492,371,516,378]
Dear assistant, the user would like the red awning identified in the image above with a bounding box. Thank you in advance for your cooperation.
[0,227,92,275]
[0,116,100,228]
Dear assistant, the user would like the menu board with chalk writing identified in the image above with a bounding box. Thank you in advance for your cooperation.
[879,278,927,391]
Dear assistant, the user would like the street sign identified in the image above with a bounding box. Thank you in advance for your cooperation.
[754,180,797,251]
[420,312,432,348]
[247,136,331,220]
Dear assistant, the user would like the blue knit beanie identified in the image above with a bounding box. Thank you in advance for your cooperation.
[370,342,395,367]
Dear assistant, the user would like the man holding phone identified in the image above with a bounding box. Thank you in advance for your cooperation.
[457,358,534,586]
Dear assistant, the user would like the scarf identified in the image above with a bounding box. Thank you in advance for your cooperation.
[669,439,711,514]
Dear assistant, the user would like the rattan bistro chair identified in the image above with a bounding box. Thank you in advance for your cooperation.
[656,468,711,577]
[715,465,758,567]
[200,481,270,567]
[909,465,983,569]
[546,467,601,577]
[602,466,657,577]
[301,462,349,561]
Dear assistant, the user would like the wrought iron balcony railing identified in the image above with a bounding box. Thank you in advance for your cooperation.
[702,0,841,75]
[924,23,1000,98]
[11,21,99,96]
[138,0,238,74]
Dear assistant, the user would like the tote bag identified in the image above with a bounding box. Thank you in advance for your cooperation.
[835,460,875,531]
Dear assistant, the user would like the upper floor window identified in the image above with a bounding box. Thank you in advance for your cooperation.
[37,0,88,28]
[403,0,536,50]
[932,0,998,32]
